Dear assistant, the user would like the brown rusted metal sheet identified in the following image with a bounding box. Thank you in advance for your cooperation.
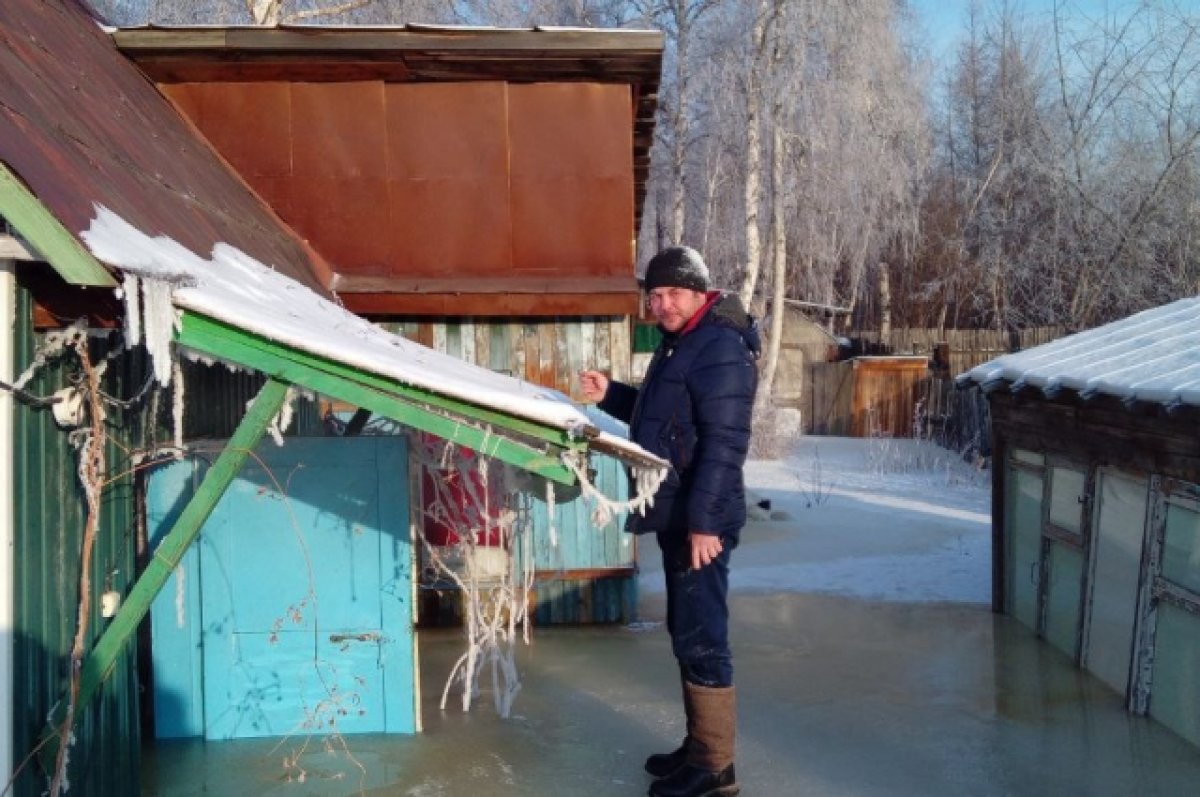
[165,77,637,298]
[287,175,392,271]
[163,82,293,178]
[386,82,509,180]
[383,82,515,275]
[508,84,633,278]
[292,82,388,179]
[0,0,332,294]
[114,24,662,294]
[385,174,514,276]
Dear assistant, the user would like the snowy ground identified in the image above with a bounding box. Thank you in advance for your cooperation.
[639,436,993,604]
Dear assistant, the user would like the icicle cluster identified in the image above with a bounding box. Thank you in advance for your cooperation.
[413,434,533,718]
[560,452,668,529]
[13,320,87,390]
[171,360,185,455]
[246,384,300,447]
[118,274,181,386]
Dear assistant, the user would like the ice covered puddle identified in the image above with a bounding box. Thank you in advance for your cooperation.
[638,437,992,604]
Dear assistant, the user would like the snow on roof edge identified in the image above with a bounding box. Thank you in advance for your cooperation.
[960,296,1200,408]
[80,205,663,467]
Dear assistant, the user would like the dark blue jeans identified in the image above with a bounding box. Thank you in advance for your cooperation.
[657,531,733,688]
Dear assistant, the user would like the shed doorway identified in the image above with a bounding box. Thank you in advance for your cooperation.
[146,436,416,740]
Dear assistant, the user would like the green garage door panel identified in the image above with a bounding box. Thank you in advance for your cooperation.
[1044,541,1084,658]
[1006,467,1043,631]
[148,437,415,740]
[1150,603,1200,748]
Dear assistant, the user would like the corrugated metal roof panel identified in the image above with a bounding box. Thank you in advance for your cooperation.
[0,0,332,296]
[960,297,1200,407]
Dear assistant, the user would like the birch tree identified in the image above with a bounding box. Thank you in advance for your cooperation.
[737,0,772,307]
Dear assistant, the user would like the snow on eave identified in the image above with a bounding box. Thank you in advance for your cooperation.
[961,297,1200,408]
[79,204,662,468]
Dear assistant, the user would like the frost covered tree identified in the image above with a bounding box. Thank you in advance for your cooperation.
[917,0,1200,332]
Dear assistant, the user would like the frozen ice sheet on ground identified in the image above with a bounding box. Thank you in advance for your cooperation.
[639,437,993,604]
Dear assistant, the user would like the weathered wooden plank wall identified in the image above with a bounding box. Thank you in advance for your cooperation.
[380,316,632,395]
[850,358,929,438]
[385,316,639,625]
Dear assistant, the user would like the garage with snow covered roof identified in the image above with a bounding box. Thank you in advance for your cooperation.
[961,296,1200,750]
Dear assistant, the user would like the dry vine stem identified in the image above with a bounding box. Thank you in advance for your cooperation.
[49,334,106,797]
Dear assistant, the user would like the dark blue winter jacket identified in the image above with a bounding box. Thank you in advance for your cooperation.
[600,291,760,545]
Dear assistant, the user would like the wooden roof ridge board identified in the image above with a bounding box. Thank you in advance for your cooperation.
[113,25,665,54]
[332,274,638,293]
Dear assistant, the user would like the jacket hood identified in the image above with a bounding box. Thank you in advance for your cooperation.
[703,291,762,358]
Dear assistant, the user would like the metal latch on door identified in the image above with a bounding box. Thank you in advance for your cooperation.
[329,632,382,644]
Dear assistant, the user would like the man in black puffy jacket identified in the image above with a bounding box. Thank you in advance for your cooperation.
[579,245,759,797]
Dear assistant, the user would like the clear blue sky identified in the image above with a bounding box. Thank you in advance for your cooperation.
[910,0,970,62]
[909,1,1132,64]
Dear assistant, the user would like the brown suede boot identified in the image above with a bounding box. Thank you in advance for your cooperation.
[648,683,738,796]
[645,673,694,778]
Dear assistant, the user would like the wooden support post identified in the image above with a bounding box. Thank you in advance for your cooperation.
[41,378,289,753]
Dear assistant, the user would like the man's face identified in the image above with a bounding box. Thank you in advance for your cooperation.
[648,286,709,333]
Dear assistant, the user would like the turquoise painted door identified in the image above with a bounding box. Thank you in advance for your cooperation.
[149,437,415,739]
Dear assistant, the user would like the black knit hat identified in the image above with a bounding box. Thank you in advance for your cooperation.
[641,246,711,293]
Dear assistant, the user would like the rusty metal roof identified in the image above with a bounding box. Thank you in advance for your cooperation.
[0,0,333,295]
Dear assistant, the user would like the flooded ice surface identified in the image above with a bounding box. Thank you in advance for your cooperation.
[142,438,1200,796]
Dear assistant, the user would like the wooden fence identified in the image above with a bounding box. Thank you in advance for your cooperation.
[855,326,1065,376]
[800,326,1064,446]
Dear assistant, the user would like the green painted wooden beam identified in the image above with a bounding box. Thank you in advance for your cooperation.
[0,162,116,287]
[41,379,289,757]
[179,311,589,451]
[176,311,581,484]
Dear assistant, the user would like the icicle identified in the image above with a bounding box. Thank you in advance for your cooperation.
[264,386,298,447]
[171,359,185,456]
[142,277,181,386]
[174,565,187,629]
[121,272,141,348]
[544,479,557,547]
[414,433,531,719]
[560,454,667,529]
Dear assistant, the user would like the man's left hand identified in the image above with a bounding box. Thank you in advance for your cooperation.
[689,531,724,570]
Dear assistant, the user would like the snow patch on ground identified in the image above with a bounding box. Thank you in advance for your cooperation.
[638,436,993,604]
